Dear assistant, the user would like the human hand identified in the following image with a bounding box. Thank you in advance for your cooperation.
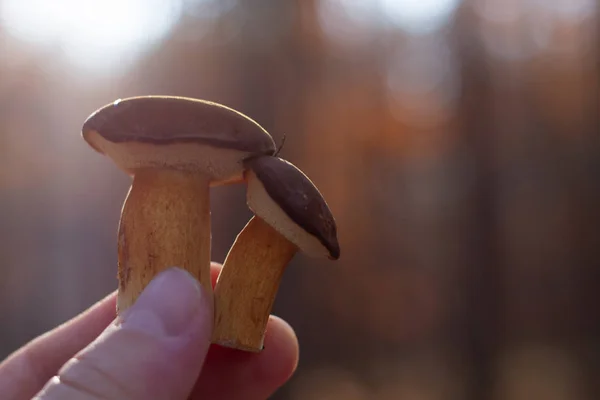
[0,263,299,399]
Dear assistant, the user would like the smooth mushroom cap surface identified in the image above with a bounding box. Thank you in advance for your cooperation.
[82,96,276,183]
[244,156,340,259]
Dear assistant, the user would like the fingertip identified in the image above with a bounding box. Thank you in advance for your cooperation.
[190,315,299,399]
[255,316,300,383]
[210,262,223,288]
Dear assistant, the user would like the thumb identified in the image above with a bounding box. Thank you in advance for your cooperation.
[34,268,213,400]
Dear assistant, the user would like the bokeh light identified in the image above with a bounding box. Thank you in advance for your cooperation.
[0,0,185,72]
[381,0,461,35]
[318,0,462,49]
[386,36,459,129]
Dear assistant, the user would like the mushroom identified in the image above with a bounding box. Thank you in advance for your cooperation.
[82,96,275,312]
[212,155,340,352]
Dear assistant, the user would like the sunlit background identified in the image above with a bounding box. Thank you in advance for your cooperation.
[1,0,598,398]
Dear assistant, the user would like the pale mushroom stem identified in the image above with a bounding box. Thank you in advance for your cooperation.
[212,215,298,351]
[116,167,212,313]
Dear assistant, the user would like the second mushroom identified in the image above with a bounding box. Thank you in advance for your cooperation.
[212,156,340,352]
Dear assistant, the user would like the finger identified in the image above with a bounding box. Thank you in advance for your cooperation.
[0,263,223,399]
[34,268,213,400]
[210,261,222,287]
[189,315,299,400]
[0,292,117,399]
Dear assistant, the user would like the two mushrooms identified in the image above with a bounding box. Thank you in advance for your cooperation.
[82,96,339,351]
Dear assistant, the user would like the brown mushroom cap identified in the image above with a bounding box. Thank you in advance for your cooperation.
[82,96,276,183]
[244,156,340,260]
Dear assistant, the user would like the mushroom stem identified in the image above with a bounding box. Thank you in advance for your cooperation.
[116,168,212,313]
[212,215,298,351]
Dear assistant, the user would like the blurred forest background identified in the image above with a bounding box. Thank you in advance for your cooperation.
[0,0,598,399]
